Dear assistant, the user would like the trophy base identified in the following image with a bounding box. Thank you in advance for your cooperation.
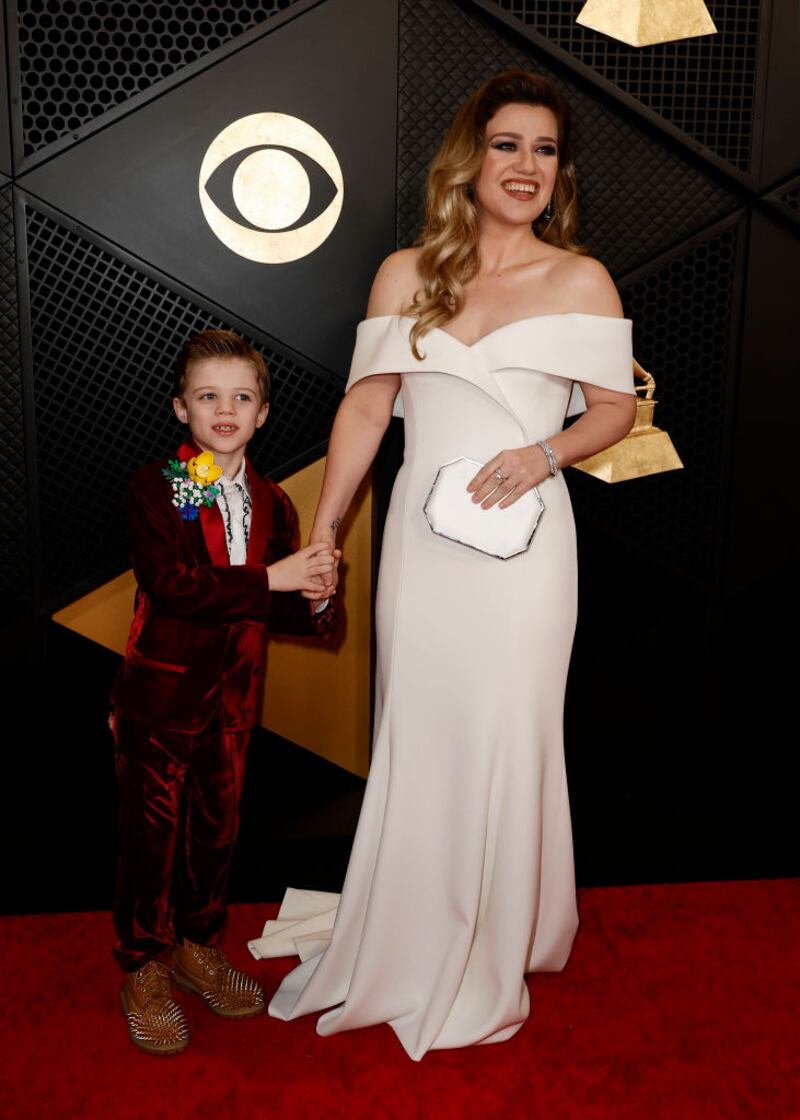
[571,427,684,484]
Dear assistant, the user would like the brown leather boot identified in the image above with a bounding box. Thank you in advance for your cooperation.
[172,938,265,1019]
[119,960,190,1056]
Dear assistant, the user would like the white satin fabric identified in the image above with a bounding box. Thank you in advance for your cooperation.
[252,313,634,1060]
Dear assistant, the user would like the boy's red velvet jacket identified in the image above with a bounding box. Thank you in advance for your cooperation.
[111,442,336,733]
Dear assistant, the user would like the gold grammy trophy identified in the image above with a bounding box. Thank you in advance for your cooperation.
[572,360,684,483]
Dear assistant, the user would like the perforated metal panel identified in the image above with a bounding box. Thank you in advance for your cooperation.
[16,0,306,156]
[0,186,31,602]
[0,4,12,176]
[488,0,761,173]
[567,218,744,585]
[398,0,738,276]
[26,203,342,608]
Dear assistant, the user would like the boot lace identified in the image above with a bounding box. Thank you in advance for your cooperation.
[135,960,173,1009]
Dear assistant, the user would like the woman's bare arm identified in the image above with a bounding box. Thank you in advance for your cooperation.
[308,251,419,547]
[309,374,400,545]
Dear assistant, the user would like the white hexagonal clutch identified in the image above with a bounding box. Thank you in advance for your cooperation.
[423,457,545,560]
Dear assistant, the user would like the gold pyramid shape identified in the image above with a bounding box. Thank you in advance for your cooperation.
[577,0,717,47]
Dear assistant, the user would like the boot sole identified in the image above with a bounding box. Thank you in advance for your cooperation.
[119,989,190,1056]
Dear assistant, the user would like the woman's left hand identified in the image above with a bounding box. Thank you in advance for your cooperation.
[467,445,551,509]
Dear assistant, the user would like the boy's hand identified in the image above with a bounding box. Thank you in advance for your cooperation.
[267,543,341,597]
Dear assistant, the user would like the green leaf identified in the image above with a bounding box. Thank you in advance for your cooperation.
[162,458,187,481]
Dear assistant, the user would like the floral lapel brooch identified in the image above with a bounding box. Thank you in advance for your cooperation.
[163,451,223,521]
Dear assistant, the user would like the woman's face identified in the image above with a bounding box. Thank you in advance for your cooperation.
[472,102,559,228]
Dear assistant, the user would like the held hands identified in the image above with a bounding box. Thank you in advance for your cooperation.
[301,528,342,601]
[267,542,341,600]
[467,445,553,510]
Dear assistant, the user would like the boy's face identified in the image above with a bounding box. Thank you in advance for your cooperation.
[173,356,268,472]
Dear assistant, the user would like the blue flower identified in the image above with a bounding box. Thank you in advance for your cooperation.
[179,503,199,521]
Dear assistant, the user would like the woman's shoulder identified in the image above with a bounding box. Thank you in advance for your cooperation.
[365,248,422,318]
[543,251,624,318]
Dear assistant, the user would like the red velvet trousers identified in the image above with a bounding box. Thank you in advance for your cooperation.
[112,711,249,972]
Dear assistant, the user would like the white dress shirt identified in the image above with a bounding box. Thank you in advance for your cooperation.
[215,458,252,566]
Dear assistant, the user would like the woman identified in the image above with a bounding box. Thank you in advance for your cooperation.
[253,71,636,1060]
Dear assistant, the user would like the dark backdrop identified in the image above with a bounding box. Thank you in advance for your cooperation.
[1,0,797,914]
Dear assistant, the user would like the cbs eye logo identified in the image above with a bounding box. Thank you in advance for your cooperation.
[199,112,344,264]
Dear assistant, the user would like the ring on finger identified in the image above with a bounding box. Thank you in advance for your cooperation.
[493,467,508,483]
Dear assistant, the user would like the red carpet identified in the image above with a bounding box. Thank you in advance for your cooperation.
[2,879,798,1119]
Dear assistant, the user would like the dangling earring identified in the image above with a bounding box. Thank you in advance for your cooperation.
[543,199,553,221]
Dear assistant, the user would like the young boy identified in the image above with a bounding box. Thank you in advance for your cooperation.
[110,329,338,1055]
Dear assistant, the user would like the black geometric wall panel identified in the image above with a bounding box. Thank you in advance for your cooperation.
[783,184,800,214]
[0,2,12,176]
[26,202,342,609]
[0,186,30,602]
[756,0,800,187]
[725,210,800,595]
[765,174,800,229]
[19,0,397,375]
[399,0,738,278]
[567,215,745,588]
[485,0,762,175]
[15,0,310,158]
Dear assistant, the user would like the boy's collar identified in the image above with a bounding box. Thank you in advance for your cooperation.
[177,439,201,464]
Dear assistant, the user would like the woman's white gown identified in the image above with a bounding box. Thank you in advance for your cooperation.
[249,313,634,1061]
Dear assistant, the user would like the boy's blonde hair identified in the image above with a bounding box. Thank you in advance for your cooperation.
[173,329,271,404]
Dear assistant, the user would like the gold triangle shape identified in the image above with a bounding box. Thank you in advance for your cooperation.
[577,0,717,47]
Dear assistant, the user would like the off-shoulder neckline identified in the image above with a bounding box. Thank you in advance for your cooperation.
[359,312,631,351]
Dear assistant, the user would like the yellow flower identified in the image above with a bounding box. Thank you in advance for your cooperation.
[187,451,223,486]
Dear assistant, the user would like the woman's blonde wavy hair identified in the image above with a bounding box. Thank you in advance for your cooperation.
[407,70,584,359]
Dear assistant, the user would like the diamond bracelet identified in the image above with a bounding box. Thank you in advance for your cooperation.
[537,439,559,477]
